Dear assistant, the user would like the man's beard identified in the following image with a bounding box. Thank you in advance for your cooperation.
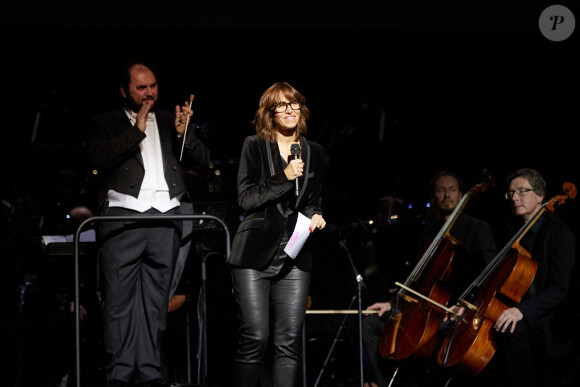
[438,205,455,217]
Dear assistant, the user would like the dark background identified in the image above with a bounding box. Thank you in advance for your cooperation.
[3,1,579,226]
[1,1,579,386]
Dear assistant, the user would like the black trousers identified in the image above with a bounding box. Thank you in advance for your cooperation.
[100,207,180,384]
[231,258,311,387]
[362,313,390,386]
[494,317,549,387]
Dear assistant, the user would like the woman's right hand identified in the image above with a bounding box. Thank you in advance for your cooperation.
[284,158,304,181]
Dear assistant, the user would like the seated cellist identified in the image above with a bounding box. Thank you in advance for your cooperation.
[362,170,496,387]
[444,168,577,387]
[492,168,575,387]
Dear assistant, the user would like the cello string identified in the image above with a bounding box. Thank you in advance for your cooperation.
[395,282,454,314]
[405,190,471,286]
[399,177,493,305]
[458,208,541,301]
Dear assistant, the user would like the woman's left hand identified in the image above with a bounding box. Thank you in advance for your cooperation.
[309,214,326,232]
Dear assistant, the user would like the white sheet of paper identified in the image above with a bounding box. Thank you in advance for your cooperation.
[284,212,311,259]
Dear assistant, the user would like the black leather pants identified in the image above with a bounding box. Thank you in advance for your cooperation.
[231,259,310,387]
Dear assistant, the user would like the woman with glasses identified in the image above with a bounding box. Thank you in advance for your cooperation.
[228,81,326,387]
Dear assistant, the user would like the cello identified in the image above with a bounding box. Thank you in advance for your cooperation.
[378,173,494,360]
[436,182,577,375]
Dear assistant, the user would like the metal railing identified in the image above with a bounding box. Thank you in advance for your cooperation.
[72,214,231,387]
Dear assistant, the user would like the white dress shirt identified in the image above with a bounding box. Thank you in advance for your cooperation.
[107,109,182,213]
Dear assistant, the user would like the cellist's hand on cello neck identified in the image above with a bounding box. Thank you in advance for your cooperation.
[494,307,523,333]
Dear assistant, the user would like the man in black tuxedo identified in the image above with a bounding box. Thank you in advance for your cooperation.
[87,60,210,387]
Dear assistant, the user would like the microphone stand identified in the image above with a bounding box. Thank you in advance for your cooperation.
[313,295,356,387]
[311,222,370,387]
[338,238,366,387]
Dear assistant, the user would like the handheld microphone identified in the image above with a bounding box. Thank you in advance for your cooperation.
[290,144,301,197]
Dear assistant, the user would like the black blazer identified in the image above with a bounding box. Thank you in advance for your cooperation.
[518,214,576,356]
[87,107,210,210]
[228,135,324,271]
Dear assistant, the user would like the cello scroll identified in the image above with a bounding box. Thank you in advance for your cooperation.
[545,182,577,213]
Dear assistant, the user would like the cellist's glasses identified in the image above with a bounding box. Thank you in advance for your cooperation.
[505,188,535,199]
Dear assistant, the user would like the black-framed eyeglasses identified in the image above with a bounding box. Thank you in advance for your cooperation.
[271,100,301,113]
[505,188,535,199]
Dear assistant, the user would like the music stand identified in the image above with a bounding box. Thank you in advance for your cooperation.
[196,248,225,385]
